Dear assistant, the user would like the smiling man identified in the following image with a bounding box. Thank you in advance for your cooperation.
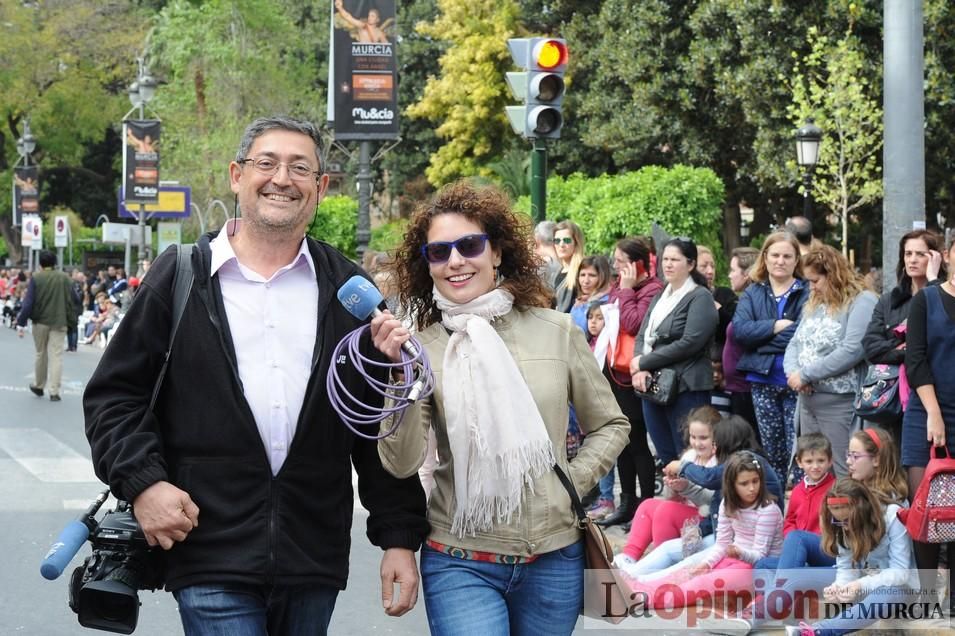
[84,115,429,635]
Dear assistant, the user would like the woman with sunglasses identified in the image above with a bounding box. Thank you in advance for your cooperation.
[371,181,630,636]
[551,220,585,313]
[784,245,878,477]
[631,237,718,465]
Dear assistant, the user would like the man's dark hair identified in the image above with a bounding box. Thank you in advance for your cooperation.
[785,216,813,246]
[236,115,325,174]
[39,250,56,268]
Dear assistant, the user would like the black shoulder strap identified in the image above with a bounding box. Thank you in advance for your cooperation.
[553,464,588,525]
[147,244,195,411]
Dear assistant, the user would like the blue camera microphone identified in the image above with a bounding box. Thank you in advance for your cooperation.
[40,490,109,580]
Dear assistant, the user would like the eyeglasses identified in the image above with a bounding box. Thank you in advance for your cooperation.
[421,234,490,264]
[845,452,872,462]
[238,157,323,181]
[552,237,574,245]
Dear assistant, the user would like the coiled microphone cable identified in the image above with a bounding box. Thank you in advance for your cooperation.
[327,276,435,440]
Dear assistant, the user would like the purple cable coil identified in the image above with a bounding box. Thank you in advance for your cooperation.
[326,324,434,440]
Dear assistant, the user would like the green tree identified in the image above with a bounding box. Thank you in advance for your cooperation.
[149,0,326,220]
[0,1,149,261]
[788,25,883,254]
[406,0,522,185]
[515,165,725,257]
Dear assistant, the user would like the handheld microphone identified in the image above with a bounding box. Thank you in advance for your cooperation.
[336,276,420,358]
[328,276,434,438]
[337,275,428,401]
[40,490,109,581]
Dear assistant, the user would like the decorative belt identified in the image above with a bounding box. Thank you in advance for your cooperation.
[425,539,539,564]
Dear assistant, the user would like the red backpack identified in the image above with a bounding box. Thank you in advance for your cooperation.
[898,447,955,543]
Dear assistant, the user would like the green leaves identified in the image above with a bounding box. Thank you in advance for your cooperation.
[514,165,724,257]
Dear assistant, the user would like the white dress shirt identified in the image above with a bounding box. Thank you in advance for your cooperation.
[209,221,318,474]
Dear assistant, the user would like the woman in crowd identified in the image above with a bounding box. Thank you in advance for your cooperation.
[723,246,760,434]
[551,220,585,313]
[862,229,943,436]
[372,181,629,635]
[784,245,878,476]
[732,232,808,484]
[697,245,738,357]
[902,232,955,602]
[597,237,664,529]
[570,254,612,333]
[631,237,718,464]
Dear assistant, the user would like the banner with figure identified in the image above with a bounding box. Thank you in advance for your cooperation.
[122,120,161,204]
[13,166,39,226]
[330,0,398,140]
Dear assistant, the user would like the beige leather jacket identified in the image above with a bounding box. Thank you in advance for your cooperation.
[378,306,630,557]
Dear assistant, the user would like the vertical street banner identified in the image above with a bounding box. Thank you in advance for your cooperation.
[122,120,161,204]
[13,166,39,227]
[330,0,398,140]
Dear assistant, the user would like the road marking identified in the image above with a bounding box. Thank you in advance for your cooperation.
[0,428,98,482]
[0,384,83,396]
[63,495,117,511]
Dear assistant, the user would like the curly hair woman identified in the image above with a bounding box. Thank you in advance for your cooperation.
[370,181,630,635]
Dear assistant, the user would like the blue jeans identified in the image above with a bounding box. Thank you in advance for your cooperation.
[751,531,836,624]
[642,390,711,463]
[622,534,717,579]
[421,540,584,636]
[598,464,615,502]
[173,582,339,636]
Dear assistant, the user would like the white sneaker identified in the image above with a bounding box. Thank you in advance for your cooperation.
[696,612,752,635]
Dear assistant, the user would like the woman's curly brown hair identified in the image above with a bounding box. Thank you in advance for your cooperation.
[391,180,554,330]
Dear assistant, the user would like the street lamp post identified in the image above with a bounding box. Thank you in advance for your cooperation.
[795,119,823,223]
[125,59,158,267]
[15,119,38,270]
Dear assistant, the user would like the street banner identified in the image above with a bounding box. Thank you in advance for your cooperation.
[122,120,161,204]
[117,185,191,219]
[54,215,69,248]
[330,0,398,140]
[13,166,39,226]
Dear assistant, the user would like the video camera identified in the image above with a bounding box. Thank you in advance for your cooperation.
[41,490,163,634]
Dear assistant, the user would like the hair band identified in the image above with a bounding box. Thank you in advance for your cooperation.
[864,428,883,449]
[827,497,851,505]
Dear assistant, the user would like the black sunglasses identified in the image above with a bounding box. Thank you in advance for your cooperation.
[421,234,490,264]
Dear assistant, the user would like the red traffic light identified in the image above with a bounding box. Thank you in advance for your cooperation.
[533,39,568,70]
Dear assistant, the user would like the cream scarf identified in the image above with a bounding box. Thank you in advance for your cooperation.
[434,287,556,537]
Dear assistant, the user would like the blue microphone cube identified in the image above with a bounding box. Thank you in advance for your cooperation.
[337,275,384,320]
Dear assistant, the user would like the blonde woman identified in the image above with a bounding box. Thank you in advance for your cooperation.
[551,220,585,313]
[784,244,878,476]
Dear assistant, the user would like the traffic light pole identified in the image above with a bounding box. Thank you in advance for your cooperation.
[531,139,547,223]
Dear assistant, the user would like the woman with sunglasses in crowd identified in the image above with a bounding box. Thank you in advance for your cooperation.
[551,220,585,313]
[371,181,629,636]
[732,231,809,485]
[784,245,878,477]
[594,237,665,529]
[631,237,718,465]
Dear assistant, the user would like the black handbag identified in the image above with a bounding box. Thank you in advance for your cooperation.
[633,368,678,405]
[854,363,903,425]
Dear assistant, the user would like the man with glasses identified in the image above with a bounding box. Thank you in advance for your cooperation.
[84,115,429,635]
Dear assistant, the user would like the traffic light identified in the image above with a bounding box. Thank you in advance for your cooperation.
[505,37,568,139]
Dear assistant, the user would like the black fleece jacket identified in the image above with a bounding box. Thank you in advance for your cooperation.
[84,233,429,592]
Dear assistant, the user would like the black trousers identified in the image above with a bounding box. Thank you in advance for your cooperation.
[607,372,656,499]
